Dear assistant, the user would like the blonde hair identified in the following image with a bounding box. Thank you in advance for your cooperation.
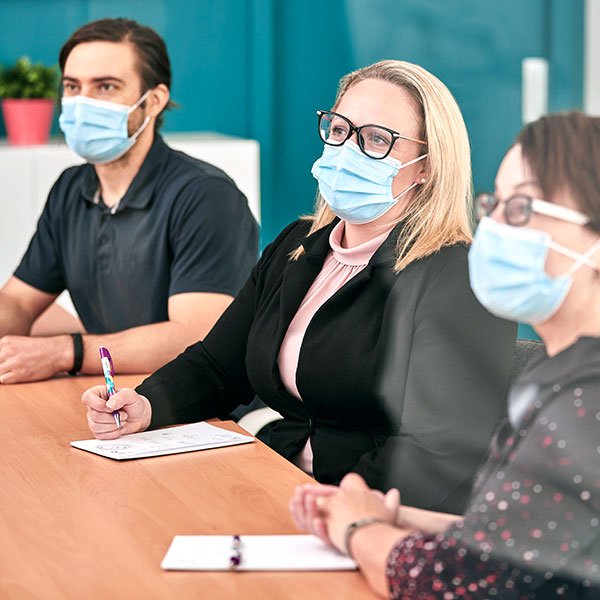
[291,60,473,271]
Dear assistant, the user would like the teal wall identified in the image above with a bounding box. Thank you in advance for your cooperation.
[0,0,584,262]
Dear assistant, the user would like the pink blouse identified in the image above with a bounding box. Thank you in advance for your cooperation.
[277,220,392,474]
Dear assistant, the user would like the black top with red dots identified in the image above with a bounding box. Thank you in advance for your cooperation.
[387,336,600,599]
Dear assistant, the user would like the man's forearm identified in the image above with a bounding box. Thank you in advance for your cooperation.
[0,321,197,384]
[79,320,197,374]
[0,294,34,336]
[0,291,231,383]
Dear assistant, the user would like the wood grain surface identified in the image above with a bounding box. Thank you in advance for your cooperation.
[0,375,375,599]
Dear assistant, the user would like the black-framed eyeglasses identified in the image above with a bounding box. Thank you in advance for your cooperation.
[475,192,590,227]
[317,109,427,160]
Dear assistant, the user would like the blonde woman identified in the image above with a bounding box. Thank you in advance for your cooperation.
[82,61,516,514]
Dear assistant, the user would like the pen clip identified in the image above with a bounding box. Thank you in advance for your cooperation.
[99,346,115,377]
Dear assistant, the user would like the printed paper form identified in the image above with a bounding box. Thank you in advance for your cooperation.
[161,535,357,571]
[70,422,254,460]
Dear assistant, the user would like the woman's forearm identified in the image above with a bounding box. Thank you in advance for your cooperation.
[396,505,462,535]
[349,523,412,598]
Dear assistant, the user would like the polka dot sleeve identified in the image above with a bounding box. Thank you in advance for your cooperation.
[386,531,597,598]
[385,350,600,598]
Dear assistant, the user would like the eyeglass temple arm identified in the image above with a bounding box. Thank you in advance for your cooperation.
[531,199,590,226]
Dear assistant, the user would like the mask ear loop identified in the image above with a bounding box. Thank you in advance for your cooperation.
[391,154,428,201]
[554,238,600,277]
[127,89,153,141]
[128,89,151,113]
[395,153,428,170]
[129,115,151,141]
[392,181,418,201]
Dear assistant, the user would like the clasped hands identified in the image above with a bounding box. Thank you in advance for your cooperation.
[289,473,400,556]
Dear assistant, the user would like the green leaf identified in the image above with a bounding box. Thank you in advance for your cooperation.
[0,55,59,99]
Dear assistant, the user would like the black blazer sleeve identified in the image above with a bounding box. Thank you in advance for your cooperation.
[351,249,516,513]
[136,221,300,428]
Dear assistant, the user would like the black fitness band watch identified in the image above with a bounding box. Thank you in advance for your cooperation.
[69,333,84,375]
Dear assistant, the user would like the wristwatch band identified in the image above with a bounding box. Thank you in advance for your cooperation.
[68,333,84,375]
[344,517,391,559]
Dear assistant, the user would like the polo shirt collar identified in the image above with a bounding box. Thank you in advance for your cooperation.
[80,135,169,211]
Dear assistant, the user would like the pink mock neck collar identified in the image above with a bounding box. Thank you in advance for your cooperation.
[328,220,393,266]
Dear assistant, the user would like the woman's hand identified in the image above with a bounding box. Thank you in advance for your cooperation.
[290,483,339,545]
[314,475,407,599]
[290,474,400,552]
[317,473,400,554]
[81,385,152,439]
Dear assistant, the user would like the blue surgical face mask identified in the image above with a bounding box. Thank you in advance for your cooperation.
[59,91,151,164]
[311,140,427,224]
[468,217,600,324]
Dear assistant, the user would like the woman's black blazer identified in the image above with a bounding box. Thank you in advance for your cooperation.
[137,219,517,514]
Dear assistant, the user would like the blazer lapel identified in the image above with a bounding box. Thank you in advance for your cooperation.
[269,219,399,387]
[270,221,335,374]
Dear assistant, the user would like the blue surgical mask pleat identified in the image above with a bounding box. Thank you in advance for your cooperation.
[467,218,589,324]
[59,92,150,164]
[311,140,425,224]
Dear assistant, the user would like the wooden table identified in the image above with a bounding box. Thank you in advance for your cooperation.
[0,376,375,599]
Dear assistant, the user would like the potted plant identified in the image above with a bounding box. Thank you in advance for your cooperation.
[0,56,60,145]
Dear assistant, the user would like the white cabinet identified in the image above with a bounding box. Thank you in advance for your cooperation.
[0,133,260,285]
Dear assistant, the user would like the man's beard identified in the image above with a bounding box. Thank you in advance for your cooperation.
[127,106,147,137]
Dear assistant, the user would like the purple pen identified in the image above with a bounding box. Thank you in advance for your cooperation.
[99,346,120,428]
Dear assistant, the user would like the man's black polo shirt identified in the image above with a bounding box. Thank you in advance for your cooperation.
[15,135,259,334]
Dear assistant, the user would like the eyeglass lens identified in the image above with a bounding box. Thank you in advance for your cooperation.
[476,194,533,226]
[505,196,532,225]
[319,112,394,159]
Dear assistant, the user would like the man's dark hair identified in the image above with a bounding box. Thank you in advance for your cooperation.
[59,18,173,131]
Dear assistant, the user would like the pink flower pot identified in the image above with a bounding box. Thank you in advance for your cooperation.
[1,98,55,145]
